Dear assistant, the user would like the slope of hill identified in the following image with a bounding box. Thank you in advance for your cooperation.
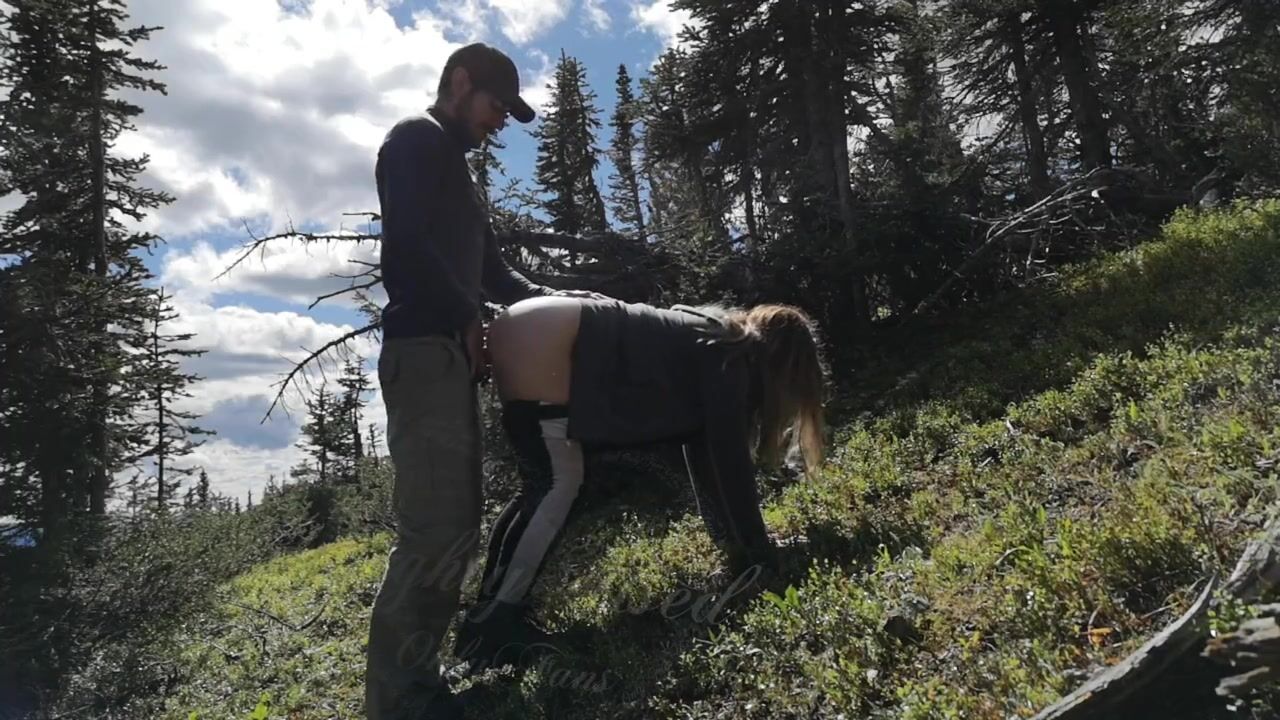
[167,201,1280,719]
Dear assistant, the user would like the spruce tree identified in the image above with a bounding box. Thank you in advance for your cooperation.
[533,51,608,240]
[196,467,211,511]
[606,64,647,238]
[0,0,193,539]
[944,0,1058,201]
[334,355,372,477]
[1042,0,1112,170]
[637,49,710,243]
[130,286,212,511]
[468,136,505,208]
[293,376,362,485]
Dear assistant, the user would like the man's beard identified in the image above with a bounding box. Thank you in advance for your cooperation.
[457,89,483,147]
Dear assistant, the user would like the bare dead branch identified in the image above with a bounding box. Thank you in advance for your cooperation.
[262,321,380,422]
[910,168,1138,318]
[214,226,380,283]
[307,277,382,310]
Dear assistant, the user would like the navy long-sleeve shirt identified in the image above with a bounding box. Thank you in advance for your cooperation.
[376,108,549,339]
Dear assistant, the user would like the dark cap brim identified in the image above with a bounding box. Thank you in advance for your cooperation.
[507,95,535,124]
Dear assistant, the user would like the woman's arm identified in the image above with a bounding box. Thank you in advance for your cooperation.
[682,356,775,574]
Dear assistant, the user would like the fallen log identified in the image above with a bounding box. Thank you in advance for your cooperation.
[1204,604,1280,698]
[1033,513,1280,718]
[1030,579,1216,720]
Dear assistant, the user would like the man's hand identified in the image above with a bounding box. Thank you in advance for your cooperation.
[551,289,612,301]
[464,316,488,382]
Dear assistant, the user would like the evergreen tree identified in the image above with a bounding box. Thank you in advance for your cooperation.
[366,423,382,461]
[293,380,357,485]
[944,0,1059,201]
[196,467,211,510]
[130,286,212,511]
[0,0,189,541]
[1187,0,1280,194]
[606,64,647,238]
[334,355,372,473]
[636,47,735,302]
[468,135,505,208]
[1041,0,1112,170]
[653,0,891,330]
[123,473,143,518]
[533,51,608,240]
[864,1,972,310]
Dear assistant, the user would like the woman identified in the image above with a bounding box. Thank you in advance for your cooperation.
[453,296,826,666]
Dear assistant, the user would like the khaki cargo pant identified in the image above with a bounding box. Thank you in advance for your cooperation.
[365,336,481,719]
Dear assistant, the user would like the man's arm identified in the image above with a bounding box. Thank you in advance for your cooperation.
[480,224,553,305]
[682,356,775,573]
[379,123,477,332]
[484,228,616,303]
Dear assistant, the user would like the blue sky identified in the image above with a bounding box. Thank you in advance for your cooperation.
[93,0,692,503]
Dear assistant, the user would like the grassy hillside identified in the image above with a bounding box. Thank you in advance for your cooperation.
[167,201,1280,719]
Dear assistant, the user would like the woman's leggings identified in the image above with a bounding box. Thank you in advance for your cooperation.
[478,400,584,605]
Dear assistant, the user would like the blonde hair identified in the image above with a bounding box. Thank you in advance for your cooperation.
[694,303,827,474]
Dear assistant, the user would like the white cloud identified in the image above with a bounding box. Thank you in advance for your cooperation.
[163,290,379,395]
[120,0,463,238]
[521,49,556,114]
[430,0,573,45]
[630,0,694,49]
[431,0,489,41]
[183,439,305,507]
[583,0,611,33]
[0,192,20,217]
[114,0,579,239]
[487,0,573,45]
[155,288,387,498]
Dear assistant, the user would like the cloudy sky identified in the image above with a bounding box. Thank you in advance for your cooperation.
[91,0,692,506]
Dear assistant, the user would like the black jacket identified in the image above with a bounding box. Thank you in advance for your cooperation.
[568,300,774,571]
[376,108,549,339]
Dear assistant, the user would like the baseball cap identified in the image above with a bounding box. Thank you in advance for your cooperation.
[444,43,536,124]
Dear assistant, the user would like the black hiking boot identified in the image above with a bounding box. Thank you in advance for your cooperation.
[453,599,559,673]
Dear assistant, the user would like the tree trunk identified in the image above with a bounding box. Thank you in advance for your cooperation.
[38,448,67,545]
[352,406,364,462]
[154,303,166,509]
[1045,0,1111,170]
[1007,14,1051,199]
[643,164,664,232]
[819,0,872,334]
[741,59,760,246]
[88,0,109,516]
[627,158,647,240]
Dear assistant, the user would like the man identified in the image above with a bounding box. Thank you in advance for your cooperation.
[365,43,579,720]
